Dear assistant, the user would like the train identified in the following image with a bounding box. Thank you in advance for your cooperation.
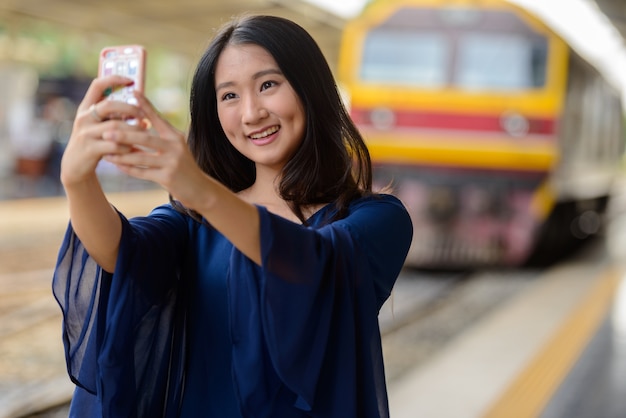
[338,0,625,268]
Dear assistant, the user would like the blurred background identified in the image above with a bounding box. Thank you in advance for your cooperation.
[0,0,351,200]
[1,0,626,417]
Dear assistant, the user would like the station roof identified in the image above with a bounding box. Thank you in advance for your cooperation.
[0,0,623,74]
[0,0,347,68]
[595,0,626,40]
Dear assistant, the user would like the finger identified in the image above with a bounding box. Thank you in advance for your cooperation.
[132,90,160,120]
[102,127,161,153]
[132,91,177,133]
[110,163,156,183]
[103,151,161,170]
[77,122,136,150]
[80,118,145,141]
[78,76,135,112]
[92,100,145,123]
[87,103,105,123]
[67,136,133,164]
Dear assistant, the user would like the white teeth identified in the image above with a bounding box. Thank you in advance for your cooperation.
[250,126,279,139]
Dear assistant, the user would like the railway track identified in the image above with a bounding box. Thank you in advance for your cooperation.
[382,268,541,384]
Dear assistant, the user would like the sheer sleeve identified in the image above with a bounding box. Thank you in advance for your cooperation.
[228,195,413,417]
[52,204,190,417]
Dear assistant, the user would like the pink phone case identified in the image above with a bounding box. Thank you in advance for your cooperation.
[98,45,146,105]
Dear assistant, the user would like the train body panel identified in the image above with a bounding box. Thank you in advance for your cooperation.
[339,0,624,267]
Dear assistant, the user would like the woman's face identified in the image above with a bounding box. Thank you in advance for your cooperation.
[215,43,306,173]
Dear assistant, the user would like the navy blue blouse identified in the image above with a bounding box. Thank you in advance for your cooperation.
[53,194,412,417]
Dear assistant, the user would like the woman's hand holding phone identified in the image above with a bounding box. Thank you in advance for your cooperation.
[60,75,146,188]
[63,43,204,209]
[61,45,147,187]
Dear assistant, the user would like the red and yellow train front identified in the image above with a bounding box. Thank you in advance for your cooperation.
[339,0,569,267]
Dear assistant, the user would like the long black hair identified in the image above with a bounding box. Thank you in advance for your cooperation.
[172,14,372,224]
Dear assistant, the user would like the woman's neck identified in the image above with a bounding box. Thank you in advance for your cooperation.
[238,168,329,223]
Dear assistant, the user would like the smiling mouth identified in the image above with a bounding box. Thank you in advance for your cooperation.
[249,126,279,140]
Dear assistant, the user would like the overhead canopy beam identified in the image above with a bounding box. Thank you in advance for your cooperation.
[0,0,346,66]
[5,0,622,77]
[593,0,626,41]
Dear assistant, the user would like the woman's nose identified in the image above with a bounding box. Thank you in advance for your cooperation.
[242,95,268,124]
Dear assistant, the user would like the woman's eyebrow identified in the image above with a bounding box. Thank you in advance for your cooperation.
[216,68,283,91]
[252,68,283,80]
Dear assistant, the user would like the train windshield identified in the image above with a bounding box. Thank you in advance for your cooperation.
[360,30,450,87]
[456,34,547,89]
[358,8,548,91]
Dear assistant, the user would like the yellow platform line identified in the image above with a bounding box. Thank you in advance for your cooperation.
[483,266,624,418]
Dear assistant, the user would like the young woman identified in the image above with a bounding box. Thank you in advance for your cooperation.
[53,15,412,418]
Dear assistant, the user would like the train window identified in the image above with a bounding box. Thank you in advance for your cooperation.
[455,33,547,90]
[360,30,449,87]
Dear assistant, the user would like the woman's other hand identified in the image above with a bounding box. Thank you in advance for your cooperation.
[102,91,211,209]
[60,76,146,188]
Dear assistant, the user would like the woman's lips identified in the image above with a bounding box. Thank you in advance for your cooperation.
[249,126,280,145]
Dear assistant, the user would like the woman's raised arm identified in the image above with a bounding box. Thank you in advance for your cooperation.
[60,76,146,272]
[101,91,263,265]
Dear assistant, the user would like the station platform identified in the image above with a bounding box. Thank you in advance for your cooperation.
[0,181,625,417]
[389,241,626,418]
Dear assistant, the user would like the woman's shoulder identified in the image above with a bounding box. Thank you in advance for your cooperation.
[348,193,408,214]
[340,192,413,264]
[324,192,412,232]
[309,193,409,224]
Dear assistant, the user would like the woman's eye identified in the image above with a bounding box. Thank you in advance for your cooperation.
[261,81,276,91]
[222,92,236,101]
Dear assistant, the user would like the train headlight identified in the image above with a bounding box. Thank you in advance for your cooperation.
[370,107,396,130]
[500,112,529,137]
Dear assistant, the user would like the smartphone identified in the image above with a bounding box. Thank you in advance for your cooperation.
[98,45,146,105]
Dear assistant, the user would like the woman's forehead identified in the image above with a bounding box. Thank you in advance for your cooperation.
[215,44,279,80]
